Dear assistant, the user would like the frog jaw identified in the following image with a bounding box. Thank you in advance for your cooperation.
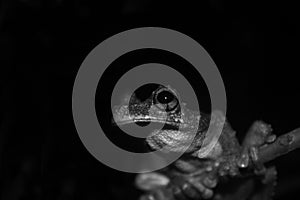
[113,104,178,126]
[112,101,202,128]
[112,86,227,158]
[112,103,209,153]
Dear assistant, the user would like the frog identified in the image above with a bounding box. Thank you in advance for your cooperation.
[112,84,300,200]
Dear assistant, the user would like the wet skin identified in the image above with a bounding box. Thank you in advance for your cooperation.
[113,85,277,200]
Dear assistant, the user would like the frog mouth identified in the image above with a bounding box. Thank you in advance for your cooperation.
[114,117,168,125]
[113,114,182,145]
[113,114,182,128]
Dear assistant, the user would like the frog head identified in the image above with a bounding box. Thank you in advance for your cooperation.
[112,84,222,158]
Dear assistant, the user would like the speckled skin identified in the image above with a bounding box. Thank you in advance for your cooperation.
[134,118,277,200]
[113,85,277,200]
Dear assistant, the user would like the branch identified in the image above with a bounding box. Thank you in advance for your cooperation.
[257,127,300,164]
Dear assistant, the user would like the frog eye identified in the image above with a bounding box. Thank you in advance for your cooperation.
[154,89,179,112]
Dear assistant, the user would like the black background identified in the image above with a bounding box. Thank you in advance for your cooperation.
[0,0,299,199]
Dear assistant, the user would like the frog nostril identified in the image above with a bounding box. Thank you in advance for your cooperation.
[135,121,151,127]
